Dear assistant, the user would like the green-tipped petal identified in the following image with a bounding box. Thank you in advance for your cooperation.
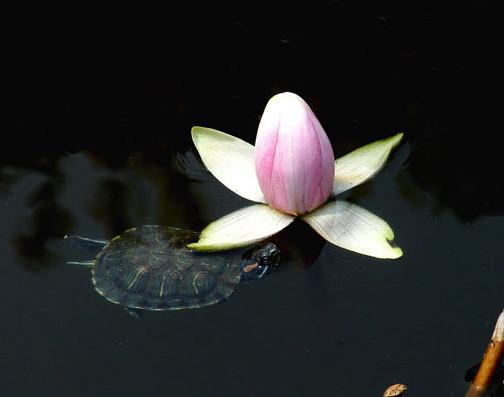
[187,204,294,251]
[333,132,404,196]
[191,126,266,203]
[302,200,403,259]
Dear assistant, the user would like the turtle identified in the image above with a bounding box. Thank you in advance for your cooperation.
[66,225,280,311]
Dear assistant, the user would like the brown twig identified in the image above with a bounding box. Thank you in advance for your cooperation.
[465,310,504,397]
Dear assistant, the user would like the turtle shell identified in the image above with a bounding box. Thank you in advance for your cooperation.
[91,225,242,310]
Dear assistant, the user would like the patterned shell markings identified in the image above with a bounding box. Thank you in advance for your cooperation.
[91,225,242,310]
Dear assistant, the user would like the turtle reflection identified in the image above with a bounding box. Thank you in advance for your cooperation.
[67,225,280,311]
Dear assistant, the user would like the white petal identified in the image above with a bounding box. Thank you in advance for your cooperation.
[333,133,404,196]
[187,204,294,251]
[303,201,403,259]
[191,126,266,203]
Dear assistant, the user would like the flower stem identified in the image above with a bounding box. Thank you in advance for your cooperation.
[465,310,504,397]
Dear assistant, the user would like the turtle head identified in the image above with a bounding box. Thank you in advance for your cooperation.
[240,243,281,282]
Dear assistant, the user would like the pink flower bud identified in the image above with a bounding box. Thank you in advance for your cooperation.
[255,92,335,215]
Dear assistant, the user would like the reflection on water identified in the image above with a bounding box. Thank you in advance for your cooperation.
[1,148,336,274]
[15,180,74,270]
[88,178,131,233]
[1,150,203,272]
[1,134,498,271]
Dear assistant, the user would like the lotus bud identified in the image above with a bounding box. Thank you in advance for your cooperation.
[254,92,335,215]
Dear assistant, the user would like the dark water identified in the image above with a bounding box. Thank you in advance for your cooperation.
[2,2,502,397]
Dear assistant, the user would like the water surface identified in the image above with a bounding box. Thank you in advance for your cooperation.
[2,130,504,397]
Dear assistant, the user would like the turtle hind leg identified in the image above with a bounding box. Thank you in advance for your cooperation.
[66,260,95,267]
[64,235,108,253]
[65,235,107,267]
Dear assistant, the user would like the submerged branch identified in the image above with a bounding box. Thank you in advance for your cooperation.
[465,310,504,397]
